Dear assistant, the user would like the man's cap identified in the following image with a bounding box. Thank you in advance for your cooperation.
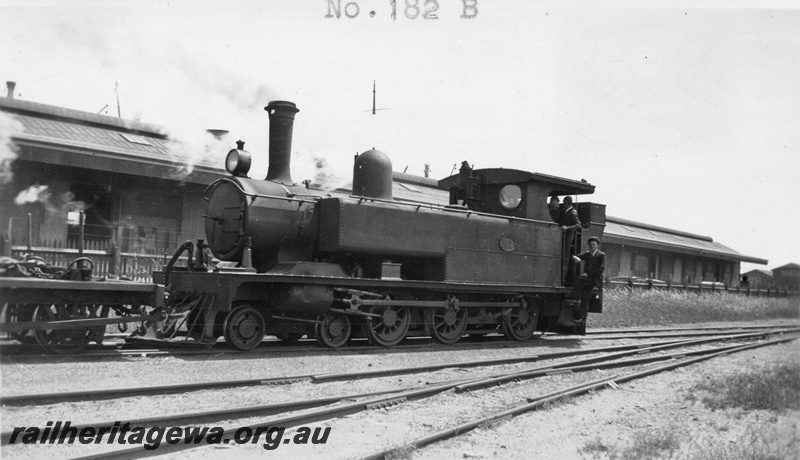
[588,236,601,244]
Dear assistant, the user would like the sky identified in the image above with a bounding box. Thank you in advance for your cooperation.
[1,0,798,273]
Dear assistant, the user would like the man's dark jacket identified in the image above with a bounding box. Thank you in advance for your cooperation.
[577,250,606,281]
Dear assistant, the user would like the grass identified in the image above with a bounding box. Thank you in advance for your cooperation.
[593,289,800,328]
[579,425,682,460]
[692,362,800,412]
[580,363,800,460]
[687,425,798,460]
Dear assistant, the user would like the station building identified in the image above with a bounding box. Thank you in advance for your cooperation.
[0,82,770,286]
[602,216,767,287]
[0,83,223,277]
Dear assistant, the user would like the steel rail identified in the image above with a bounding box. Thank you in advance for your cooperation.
[0,335,699,405]
[363,335,799,460]
[65,333,797,459]
[3,326,794,362]
[68,378,487,460]
[0,381,470,446]
[453,335,790,393]
[4,332,783,445]
[1,329,785,407]
[585,323,800,335]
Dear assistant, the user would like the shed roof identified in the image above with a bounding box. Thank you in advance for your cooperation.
[603,216,768,264]
[773,263,800,271]
[742,269,773,277]
[1,97,225,184]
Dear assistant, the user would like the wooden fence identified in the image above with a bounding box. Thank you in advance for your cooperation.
[607,277,798,298]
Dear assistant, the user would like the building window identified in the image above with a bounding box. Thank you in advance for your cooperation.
[634,255,650,277]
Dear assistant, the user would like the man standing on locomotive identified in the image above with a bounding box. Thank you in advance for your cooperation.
[571,236,605,324]
[559,196,582,283]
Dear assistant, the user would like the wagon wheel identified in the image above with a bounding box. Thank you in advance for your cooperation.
[425,307,467,345]
[315,311,352,348]
[223,305,265,351]
[4,304,36,344]
[502,298,540,341]
[66,257,94,271]
[32,304,95,354]
[365,303,410,347]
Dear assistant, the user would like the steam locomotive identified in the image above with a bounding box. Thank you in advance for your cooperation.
[158,100,606,349]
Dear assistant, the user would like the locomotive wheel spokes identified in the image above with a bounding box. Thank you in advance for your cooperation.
[366,305,410,347]
[425,307,467,344]
[223,305,265,351]
[315,311,352,348]
[32,304,94,354]
[502,299,540,341]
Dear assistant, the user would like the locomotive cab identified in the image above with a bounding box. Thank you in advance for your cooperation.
[439,162,606,289]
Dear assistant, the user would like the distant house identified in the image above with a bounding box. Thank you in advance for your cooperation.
[773,263,800,291]
[741,268,775,289]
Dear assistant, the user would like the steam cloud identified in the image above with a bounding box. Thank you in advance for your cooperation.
[14,184,86,215]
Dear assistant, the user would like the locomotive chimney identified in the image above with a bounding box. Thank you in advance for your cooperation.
[6,81,16,99]
[264,100,299,184]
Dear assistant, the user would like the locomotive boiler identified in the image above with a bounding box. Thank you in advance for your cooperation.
[159,100,606,349]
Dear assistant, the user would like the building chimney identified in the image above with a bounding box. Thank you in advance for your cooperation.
[264,100,299,184]
[6,81,16,99]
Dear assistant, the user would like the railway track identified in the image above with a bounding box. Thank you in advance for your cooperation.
[3,327,796,406]
[1,327,796,458]
[1,323,796,360]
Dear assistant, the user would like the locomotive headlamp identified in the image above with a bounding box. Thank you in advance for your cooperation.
[499,184,522,210]
[225,142,252,177]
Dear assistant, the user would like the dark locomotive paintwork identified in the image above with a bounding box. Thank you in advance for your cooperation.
[158,99,606,349]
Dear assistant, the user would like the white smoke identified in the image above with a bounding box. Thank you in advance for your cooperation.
[291,149,353,193]
[161,125,230,180]
[14,184,50,205]
[14,184,86,215]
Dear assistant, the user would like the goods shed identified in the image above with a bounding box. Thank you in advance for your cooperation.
[602,216,767,287]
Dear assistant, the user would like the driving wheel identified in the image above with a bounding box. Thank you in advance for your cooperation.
[425,307,467,344]
[315,311,352,348]
[365,305,410,347]
[502,299,540,341]
[223,305,265,351]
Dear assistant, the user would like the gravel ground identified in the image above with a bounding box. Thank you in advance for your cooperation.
[1,321,798,459]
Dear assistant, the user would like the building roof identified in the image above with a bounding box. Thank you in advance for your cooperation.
[773,263,800,271]
[742,269,773,277]
[603,216,768,265]
[1,96,225,184]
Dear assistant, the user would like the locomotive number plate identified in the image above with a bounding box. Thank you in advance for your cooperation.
[499,236,516,252]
